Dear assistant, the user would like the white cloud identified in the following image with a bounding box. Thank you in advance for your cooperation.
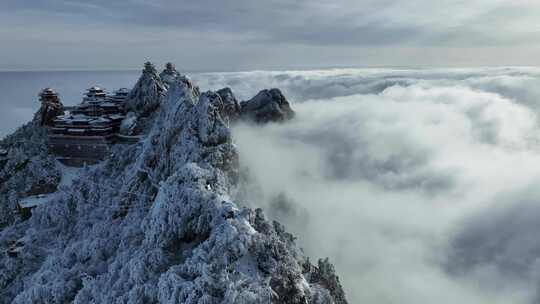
[223,67,540,303]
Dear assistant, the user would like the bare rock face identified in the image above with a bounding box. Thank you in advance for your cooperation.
[37,105,64,127]
[210,87,295,125]
[216,87,242,122]
[0,71,346,304]
[240,88,295,123]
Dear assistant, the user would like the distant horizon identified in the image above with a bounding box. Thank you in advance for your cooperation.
[1,63,540,74]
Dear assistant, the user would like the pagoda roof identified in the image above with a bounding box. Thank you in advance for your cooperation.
[69,114,93,122]
[100,102,120,107]
[40,88,59,97]
[84,93,107,98]
[87,86,104,92]
[67,128,87,133]
[114,88,129,94]
[89,117,112,124]
[108,114,125,120]
[41,88,56,93]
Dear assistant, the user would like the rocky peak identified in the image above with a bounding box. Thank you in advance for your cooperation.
[210,87,296,125]
[216,87,242,122]
[240,88,296,123]
[36,88,64,126]
[125,62,166,116]
[159,62,181,86]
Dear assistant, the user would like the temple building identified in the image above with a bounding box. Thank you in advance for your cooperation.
[83,86,107,102]
[51,86,125,137]
[46,86,131,166]
[108,88,130,103]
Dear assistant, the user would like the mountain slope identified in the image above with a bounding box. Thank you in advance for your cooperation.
[0,70,347,304]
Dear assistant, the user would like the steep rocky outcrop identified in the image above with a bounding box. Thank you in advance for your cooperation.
[159,62,181,86]
[159,62,200,97]
[36,88,64,126]
[122,62,201,136]
[240,88,295,123]
[217,87,242,123]
[211,87,295,125]
[0,68,346,303]
[125,62,166,116]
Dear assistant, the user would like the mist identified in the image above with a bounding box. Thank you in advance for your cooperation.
[217,68,540,303]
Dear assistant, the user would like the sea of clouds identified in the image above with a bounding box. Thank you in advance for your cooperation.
[4,67,540,303]
[195,67,540,303]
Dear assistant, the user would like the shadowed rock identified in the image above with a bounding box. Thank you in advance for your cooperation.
[240,88,295,123]
[37,88,64,126]
[216,87,241,122]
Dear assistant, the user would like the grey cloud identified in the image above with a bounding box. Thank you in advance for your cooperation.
[450,197,540,278]
[193,68,540,106]
[2,0,539,48]
[2,1,540,69]
[269,113,457,194]
[448,191,540,301]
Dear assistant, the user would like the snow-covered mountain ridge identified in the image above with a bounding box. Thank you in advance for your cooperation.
[0,64,347,304]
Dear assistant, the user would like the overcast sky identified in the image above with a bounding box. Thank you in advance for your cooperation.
[1,0,539,71]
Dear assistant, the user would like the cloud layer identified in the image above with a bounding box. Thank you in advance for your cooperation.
[3,0,539,46]
[1,1,540,69]
[206,67,540,303]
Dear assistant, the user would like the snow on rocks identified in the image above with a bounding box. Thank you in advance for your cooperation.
[0,119,61,227]
[159,62,200,98]
[125,61,166,116]
[159,62,181,86]
[0,67,346,304]
[119,112,138,136]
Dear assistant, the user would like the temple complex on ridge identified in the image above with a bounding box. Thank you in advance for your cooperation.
[51,87,126,137]
[40,62,185,166]
[46,86,131,166]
